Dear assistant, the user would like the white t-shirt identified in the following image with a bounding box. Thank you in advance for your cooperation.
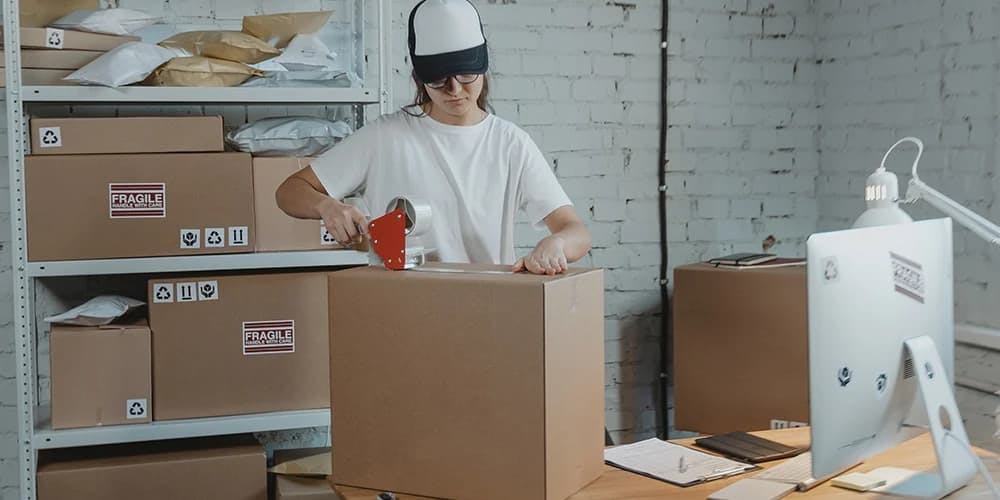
[310,109,572,265]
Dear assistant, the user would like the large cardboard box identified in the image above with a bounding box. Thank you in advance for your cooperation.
[30,116,225,155]
[50,322,151,429]
[272,447,335,500]
[672,263,809,434]
[328,264,605,500]
[20,0,99,28]
[37,435,266,500]
[25,153,255,261]
[252,157,339,252]
[3,27,139,50]
[0,49,103,69]
[148,272,330,420]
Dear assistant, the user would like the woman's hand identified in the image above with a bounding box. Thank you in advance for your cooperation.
[316,196,368,245]
[513,235,569,275]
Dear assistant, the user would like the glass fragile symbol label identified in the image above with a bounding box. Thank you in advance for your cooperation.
[109,183,166,218]
[242,320,295,355]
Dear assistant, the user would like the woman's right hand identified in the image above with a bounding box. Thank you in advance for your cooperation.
[316,197,369,245]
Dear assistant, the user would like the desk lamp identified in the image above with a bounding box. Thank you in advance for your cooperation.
[849,136,1000,497]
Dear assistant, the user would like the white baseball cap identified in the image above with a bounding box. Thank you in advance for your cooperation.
[408,0,489,83]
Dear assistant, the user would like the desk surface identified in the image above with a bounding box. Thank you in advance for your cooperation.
[333,427,1000,499]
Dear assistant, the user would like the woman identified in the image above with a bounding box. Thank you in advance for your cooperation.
[276,0,590,275]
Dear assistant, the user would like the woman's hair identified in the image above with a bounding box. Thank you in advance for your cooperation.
[403,70,493,117]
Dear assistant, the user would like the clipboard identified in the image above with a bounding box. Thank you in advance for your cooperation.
[604,438,759,488]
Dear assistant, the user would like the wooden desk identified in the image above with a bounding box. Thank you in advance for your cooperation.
[334,428,999,499]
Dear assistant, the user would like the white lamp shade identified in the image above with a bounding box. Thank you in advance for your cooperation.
[853,167,914,228]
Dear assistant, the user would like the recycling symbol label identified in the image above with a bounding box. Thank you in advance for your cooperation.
[152,283,174,303]
[205,228,225,248]
[822,257,839,283]
[837,366,852,387]
[320,224,337,245]
[38,127,62,148]
[126,398,147,419]
[180,229,200,249]
[45,28,64,48]
[198,281,218,301]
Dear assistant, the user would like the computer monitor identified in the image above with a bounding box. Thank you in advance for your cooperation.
[806,217,977,497]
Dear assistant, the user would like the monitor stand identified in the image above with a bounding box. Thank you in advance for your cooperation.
[866,336,978,499]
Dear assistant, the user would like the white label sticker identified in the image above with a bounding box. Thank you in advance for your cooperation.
[788,421,809,428]
[126,398,147,419]
[197,281,219,301]
[110,183,166,218]
[45,28,64,48]
[243,320,295,355]
[180,229,200,249]
[176,282,197,303]
[205,228,225,248]
[320,224,337,245]
[228,226,249,247]
[770,419,789,430]
[152,283,174,303]
[38,126,62,148]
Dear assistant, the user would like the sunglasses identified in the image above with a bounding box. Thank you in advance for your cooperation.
[424,73,482,89]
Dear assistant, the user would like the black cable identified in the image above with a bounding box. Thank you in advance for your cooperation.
[658,0,671,440]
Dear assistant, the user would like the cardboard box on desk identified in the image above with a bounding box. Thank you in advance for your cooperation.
[25,153,254,261]
[328,264,605,500]
[252,157,342,252]
[148,272,330,420]
[49,322,151,429]
[36,435,266,500]
[672,263,809,435]
[30,116,225,155]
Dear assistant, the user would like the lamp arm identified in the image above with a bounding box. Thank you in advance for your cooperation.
[906,178,1000,247]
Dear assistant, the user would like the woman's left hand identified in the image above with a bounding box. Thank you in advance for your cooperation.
[513,236,569,275]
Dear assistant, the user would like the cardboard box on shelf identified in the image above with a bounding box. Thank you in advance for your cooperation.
[4,27,139,51]
[20,0,99,28]
[253,157,342,252]
[0,49,104,69]
[25,152,255,262]
[328,264,605,500]
[37,435,266,500]
[30,116,224,155]
[148,272,330,421]
[49,322,151,430]
[0,68,75,86]
[272,448,336,500]
[672,263,809,435]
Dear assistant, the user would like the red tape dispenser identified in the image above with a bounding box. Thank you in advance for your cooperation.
[368,197,432,270]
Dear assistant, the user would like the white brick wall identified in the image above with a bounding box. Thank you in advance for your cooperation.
[817,0,1000,330]
[667,0,818,270]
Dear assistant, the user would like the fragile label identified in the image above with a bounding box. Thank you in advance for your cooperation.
[109,183,166,218]
[243,320,295,355]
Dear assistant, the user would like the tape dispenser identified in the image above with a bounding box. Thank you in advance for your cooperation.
[368,196,432,270]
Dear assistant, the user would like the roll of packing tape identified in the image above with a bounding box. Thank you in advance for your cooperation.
[386,197,432,237]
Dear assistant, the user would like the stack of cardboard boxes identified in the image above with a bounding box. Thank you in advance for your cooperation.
[3,0,137,86]
[32,115,608,499]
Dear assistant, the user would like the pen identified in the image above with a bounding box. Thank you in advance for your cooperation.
[699,466,749,482]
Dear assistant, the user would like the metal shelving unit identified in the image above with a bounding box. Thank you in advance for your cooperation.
[3,1,393,498]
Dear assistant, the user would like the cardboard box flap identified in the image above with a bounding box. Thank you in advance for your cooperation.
[38,435,262,473]
[271,448,331,476]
